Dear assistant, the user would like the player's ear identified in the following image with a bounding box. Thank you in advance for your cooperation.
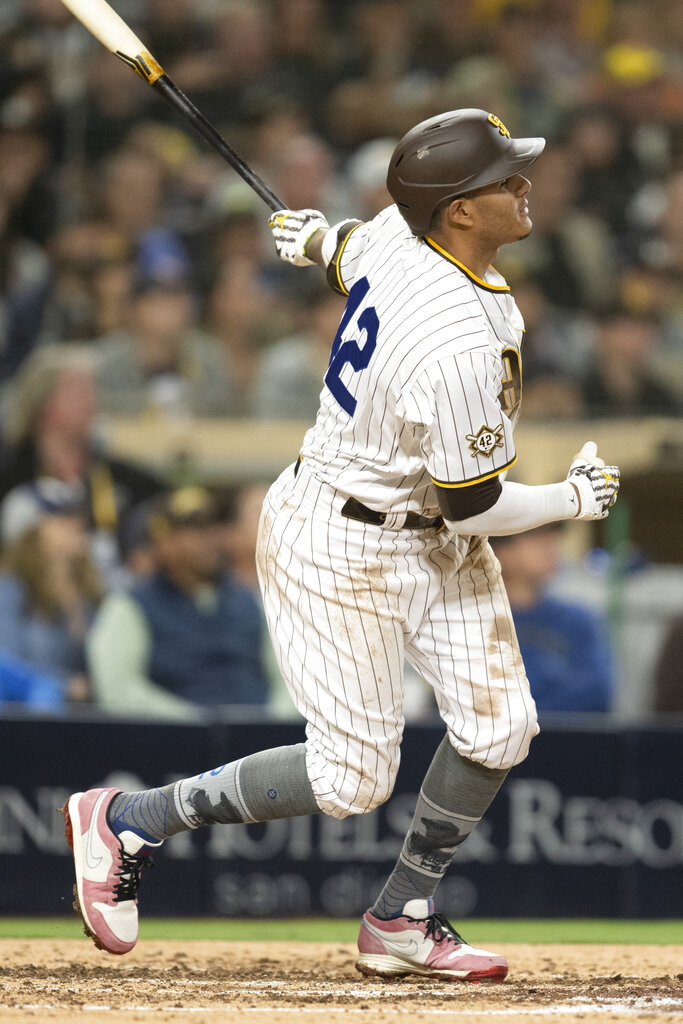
[445,197,474,229]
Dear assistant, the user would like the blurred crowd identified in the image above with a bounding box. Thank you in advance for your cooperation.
[1,0,682,717]
[3,0,683,417]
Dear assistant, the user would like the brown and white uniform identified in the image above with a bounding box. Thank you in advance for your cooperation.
[256,204,537,820]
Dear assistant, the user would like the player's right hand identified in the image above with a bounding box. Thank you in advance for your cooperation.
[566,441,620,519]
[269,208,329,266]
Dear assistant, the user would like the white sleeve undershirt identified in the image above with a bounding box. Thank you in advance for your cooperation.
[445,480,578,536]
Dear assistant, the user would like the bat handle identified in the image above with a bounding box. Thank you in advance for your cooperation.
[152,74,285,213]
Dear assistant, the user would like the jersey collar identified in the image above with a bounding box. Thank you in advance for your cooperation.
[422,236,510,293]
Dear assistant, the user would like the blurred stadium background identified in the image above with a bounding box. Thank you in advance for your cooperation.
[0,0,681,923]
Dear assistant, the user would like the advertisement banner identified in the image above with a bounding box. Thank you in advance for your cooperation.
[0,716,681,919]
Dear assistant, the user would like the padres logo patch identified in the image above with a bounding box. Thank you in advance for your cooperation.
[466,424,504,458]
[488,113,511,138]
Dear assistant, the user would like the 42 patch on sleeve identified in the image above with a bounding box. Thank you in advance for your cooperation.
[466,424,504,458]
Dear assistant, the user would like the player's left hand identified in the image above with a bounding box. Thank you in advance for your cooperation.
[567,441,620,519]
[269,208,329,266]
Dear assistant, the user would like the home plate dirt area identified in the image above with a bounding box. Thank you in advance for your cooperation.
[1,940,682,1024]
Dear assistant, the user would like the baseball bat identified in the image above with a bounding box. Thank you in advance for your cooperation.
[58,0,285,212]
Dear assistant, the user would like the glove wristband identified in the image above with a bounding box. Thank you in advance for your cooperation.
[302,226,326,261]
[568,480,582,517]
[320,220,356,267]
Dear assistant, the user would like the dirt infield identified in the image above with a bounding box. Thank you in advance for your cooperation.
[1,939,682,1023]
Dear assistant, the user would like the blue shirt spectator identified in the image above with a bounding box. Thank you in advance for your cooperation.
[0,575,86,694]
[491,525,614,713]
[87,487,270,717]
[506,594,614,712]
[0,649,65,712]
[0,478,101,710]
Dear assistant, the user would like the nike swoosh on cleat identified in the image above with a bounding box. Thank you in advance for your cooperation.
[362,920,421,958]
[84,793,109,871]
[384,938,419,957]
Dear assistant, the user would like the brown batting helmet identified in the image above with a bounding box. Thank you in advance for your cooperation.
[386,108,545,235]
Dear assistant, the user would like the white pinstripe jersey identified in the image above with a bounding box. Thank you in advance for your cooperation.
[300,204,525,516]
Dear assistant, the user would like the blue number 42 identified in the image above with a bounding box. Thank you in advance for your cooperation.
[324,276,379,416]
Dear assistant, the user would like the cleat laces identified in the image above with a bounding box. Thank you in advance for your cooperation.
[412,912,466,946]
[113,847,154,903]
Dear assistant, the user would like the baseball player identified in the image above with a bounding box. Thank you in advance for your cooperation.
[62,109,620,982]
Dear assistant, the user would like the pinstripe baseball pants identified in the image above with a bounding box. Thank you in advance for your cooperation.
[256,462,538,820]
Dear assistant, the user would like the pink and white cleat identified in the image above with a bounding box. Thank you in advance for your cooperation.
[62,788,161,955]
[356,899,508,982]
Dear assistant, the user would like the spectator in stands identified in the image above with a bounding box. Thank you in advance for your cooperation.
[94,238,235,419]
[221,480,270,595]
[167,0,275,129]
[653,613,683,713]
[3,0,90,128]
[490,525,615,713]
[1,0,683,497]
[345,138,397,220]
[87,486,270,718]
[242,98,311,197]
[660,171,683,275]
[141,0,214,83]
[617,261,683,405]
[0,122,64,378]
[327,0,434,145]
[0,123,57,249]
[268,0,342,133]
[272,134,341,217]
[0,344,162,582]
[204,256,281,416]
[509,276,588,420]
[200,202,265,273]
[116,495,158,585]
[221,479,299,720]
[0,649,66,712]
[80,51,150,163]
[496,144,617,313]
[568,106,646,237]
[2,219,131,375]
[99,149,168,247]
[580,307,681,418]
[442,2,563,140]
[251,282,345,421]
[0,187,51,383]
[0,477,101,709]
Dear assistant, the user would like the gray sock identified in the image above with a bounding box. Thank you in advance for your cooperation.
[108,743,319,842]
[371,736,508,920]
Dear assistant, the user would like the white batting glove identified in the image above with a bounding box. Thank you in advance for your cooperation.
[268,208,329,267]
[566,441,620,520]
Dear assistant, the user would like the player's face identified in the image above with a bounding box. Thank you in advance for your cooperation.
[468,174,533,246]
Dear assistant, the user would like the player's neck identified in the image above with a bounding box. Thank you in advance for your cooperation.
[427,229,498,281]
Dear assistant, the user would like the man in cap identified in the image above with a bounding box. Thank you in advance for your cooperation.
[62,111,620,981]
[87,487,270,717]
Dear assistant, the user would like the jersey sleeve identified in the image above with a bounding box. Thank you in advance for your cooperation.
[326,221,372,296]
[404,349,517,488]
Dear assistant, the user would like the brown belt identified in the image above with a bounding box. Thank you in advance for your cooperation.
[341,496,444,531]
